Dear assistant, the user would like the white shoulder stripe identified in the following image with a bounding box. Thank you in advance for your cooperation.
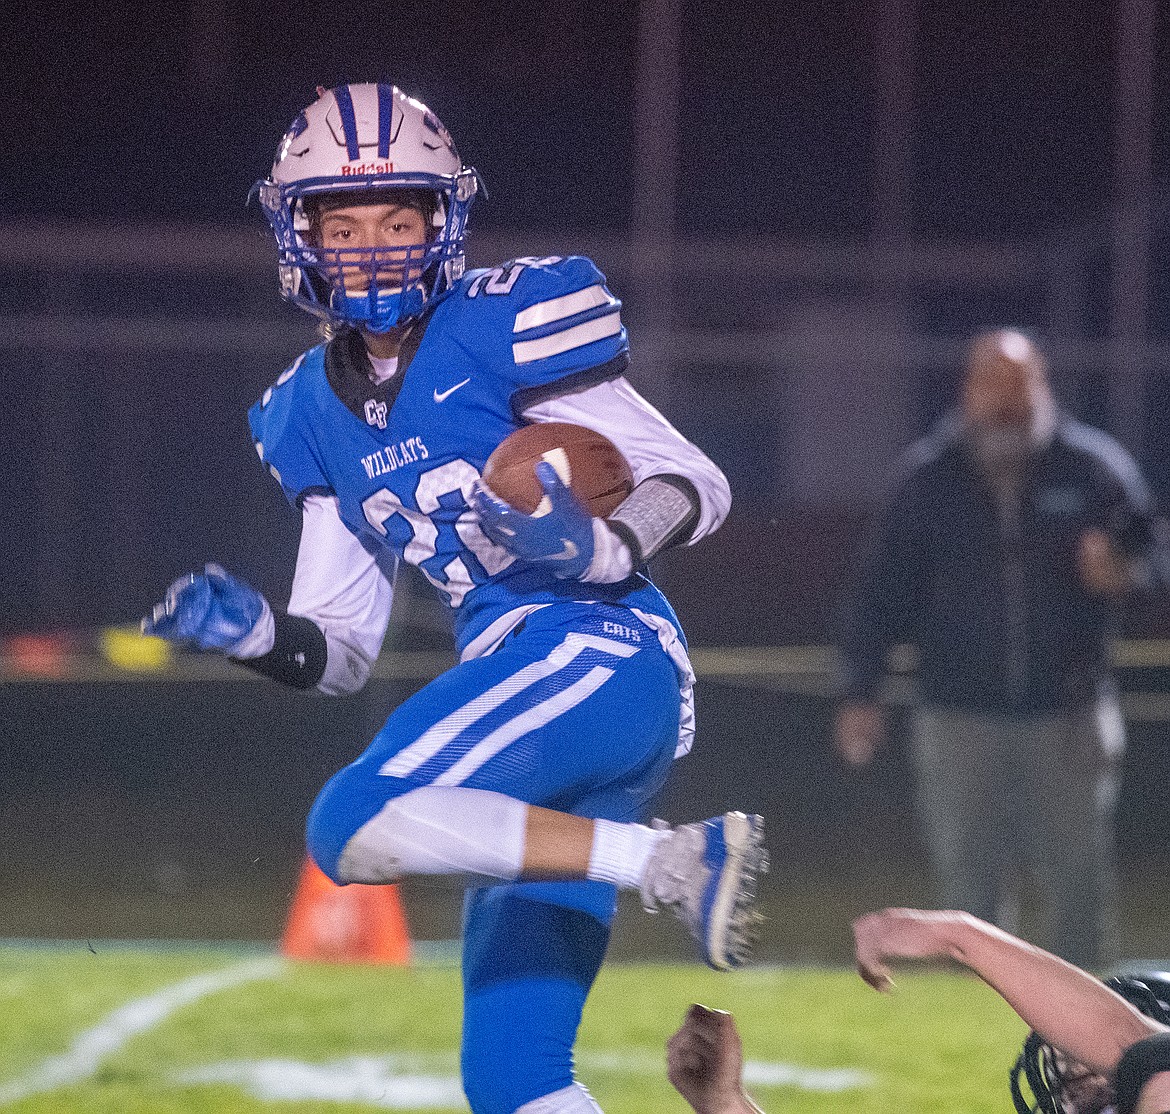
[513,283,616,333]
[512,310,622,365]
[276,352,305,387]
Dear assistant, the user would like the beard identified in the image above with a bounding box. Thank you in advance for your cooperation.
[965,422,1035,479]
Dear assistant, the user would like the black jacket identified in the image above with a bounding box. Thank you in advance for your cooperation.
[838,412,1168,714]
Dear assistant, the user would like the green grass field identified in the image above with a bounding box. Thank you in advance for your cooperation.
[0,943,1036,1113]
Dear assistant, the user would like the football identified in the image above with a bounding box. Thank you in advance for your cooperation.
[482,422,634,517]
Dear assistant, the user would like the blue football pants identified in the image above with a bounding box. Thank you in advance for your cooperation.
[306,602,682,1113]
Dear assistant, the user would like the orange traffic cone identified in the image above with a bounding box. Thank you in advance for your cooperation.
[281,859,412,965]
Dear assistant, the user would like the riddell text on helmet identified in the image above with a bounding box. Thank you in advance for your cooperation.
[341,161,394,176]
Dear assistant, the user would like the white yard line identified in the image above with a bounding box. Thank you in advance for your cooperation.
[176,1048,872,1108]
[581,1050,873,1092]
[178,1056,468,1109]
[0,955,283,1104]
[741,1059,874,1091]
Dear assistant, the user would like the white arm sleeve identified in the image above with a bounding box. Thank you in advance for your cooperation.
[290,493,397,695]
[522,376,732,542]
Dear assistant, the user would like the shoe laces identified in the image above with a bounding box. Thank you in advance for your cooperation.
[639,819,707,923]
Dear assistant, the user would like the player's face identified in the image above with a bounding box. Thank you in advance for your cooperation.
[1059,1067,1113,1113]
[315,201,429,293]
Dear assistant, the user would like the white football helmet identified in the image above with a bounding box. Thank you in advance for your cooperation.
[253,83,481,331]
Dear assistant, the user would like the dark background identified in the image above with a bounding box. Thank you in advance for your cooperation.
[9,0,1167,238]
[5,0,1170,631]
[2,0,1170,956]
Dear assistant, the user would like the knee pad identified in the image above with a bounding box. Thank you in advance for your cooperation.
[336,786,528,884]
[305,763,410,882]
[311,782,530,885]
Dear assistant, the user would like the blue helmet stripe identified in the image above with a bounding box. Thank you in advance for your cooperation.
[376,84,395,158]
[332,85,361,161]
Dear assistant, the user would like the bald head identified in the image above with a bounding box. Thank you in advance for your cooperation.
[962,329,1052,427]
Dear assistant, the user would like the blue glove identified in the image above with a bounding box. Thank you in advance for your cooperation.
[142,563,266,653]
[471,461,595,579]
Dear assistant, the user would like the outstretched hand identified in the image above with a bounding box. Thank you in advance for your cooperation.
[851,908,965,993]
[1077,528,1135,598]
[471,461,595,579]
[142,563,267,654]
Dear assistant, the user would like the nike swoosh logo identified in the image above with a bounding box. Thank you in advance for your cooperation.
[433,378,471,403]
[549,540,579,561]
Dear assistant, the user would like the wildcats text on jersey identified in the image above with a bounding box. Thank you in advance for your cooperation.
[361,437,429,480]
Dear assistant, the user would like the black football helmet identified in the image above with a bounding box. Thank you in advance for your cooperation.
[1010,972,1170,1114]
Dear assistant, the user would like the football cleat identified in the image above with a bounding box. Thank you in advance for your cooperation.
[640,812,768,971]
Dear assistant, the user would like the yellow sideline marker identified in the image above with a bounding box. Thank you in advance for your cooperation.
[98,626,172,672]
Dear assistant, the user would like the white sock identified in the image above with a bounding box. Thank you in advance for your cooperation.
[336,786,527,883]
[515,1082,603,1113]
[586,819,670,890]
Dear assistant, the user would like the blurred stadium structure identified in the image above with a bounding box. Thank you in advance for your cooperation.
[3,0,1169,956]
[3,213,1170,957]
[3,216,1170,633]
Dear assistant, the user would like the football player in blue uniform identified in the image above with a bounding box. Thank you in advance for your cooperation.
[143,83,766,1114]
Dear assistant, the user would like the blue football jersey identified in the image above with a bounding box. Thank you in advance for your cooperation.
[249,255,684,654]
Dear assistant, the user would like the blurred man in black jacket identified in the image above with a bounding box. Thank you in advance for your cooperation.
[834,328,1169,967]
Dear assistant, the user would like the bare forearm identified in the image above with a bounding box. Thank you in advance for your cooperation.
[944,916,1163,1073]
[719,1094,764,1114]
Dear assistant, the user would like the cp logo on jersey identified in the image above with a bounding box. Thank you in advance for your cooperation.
[364,399,389,429]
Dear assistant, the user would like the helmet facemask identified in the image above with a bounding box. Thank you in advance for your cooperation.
[259,172,476,333]
[1011,1032,1114,1114]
